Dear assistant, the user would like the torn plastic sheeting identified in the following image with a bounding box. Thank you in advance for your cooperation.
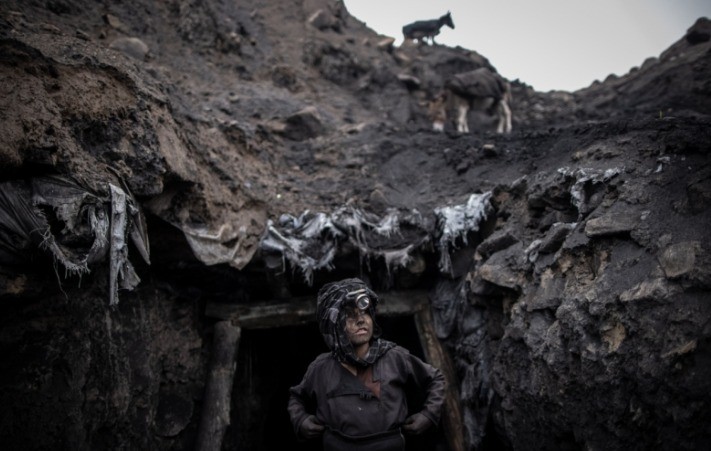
[260,207,430,285]
[0,176,149,304]
[261,219,338,285]
[278,210,341,239]
[112,172,151,266]
[0,180,50,265]
[557,167,621,218]
[381,245,414,274]
[348,208,401,238]
[332,208,429,281]
[374,210,400,237]
[434,192,493,275]
[325,206,428,261]
[261,210,344,285]
[109,184,141,305]
[31,176,107,275]
[181,223,254,269]
[331,207,404,250]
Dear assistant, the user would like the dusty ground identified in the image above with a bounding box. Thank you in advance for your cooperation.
[0,0,710,450]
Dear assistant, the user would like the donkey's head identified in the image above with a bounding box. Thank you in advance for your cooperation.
[441,12,455,30]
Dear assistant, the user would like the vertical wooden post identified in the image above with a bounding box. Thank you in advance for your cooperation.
[196,320,241,451]
[414,307,466,451]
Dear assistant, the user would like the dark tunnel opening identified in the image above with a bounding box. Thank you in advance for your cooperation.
[144,209,502,450]
[226,315,449,451]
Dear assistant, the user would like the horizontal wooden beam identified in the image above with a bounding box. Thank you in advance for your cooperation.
[205,290,429,329]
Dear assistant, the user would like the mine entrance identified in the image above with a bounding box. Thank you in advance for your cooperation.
[229,317,432,450]
[207,291,460,451]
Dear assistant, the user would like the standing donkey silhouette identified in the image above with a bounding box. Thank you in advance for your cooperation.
[402,12,455,45]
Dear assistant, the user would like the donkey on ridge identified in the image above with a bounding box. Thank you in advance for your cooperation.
[402,12,455,45]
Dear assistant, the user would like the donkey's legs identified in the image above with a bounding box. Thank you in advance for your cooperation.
[495,101,505,134]
[500,98,512,134]
[494,100,513,134]
[455,98,469,133]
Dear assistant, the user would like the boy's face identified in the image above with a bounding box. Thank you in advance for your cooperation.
[343,308,373,347]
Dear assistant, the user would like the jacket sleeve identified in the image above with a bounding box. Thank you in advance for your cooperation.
[407,351,446,425]
[287,357,320,436]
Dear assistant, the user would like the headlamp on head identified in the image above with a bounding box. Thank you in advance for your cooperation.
[345,288,370,311]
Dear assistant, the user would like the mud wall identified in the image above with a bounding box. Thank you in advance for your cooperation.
[450,119,711,450]
[0,272,206,449]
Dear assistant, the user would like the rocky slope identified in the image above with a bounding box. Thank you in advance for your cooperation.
[0,0,710,449]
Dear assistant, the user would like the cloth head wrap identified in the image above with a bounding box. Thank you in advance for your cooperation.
[316,278,395,367]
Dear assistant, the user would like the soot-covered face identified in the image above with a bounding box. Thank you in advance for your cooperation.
[343,307,373,347]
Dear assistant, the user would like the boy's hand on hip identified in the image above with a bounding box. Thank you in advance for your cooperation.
[301,415,325,439]
[402,413,432,435]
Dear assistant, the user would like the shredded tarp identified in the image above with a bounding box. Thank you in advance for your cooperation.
[0,180,50,265]
[31,176,108,275]
[0,175,149,304]
[260,206,432,285]
[261,211,342,284]
[181,222,254,268]
[434,192,493,275]
[557,167,622,218]
[108,183,141,305]
[167,205,265,270]
[260,194,494,284]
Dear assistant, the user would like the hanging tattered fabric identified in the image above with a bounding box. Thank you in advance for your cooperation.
[108,183,141,305]
[260,206,431,285]
[0,175,149,304]
[434,192,493,275]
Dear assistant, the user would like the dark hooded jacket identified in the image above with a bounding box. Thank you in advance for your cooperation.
[288,279,446,441]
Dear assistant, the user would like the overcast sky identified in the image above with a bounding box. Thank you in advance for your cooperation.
[343,0,711,92]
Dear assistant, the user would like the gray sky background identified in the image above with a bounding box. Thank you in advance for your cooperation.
[343,0,711,92]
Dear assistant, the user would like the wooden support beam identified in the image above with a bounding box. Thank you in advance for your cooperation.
[414,307,466,451]
[205,290,429,328]
[196,320,241,451]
